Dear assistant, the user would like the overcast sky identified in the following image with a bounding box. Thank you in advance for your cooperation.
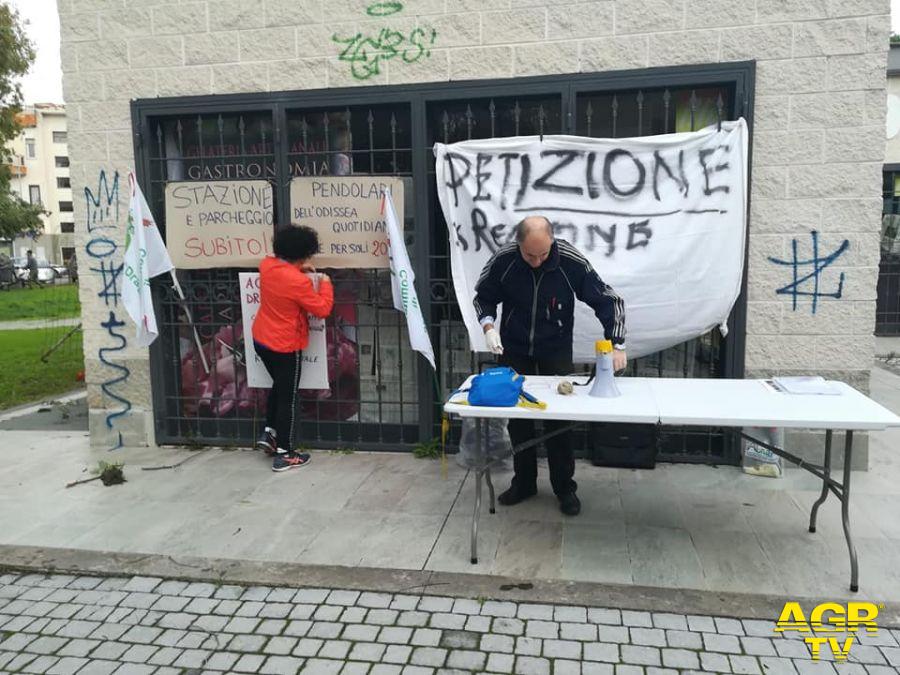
[7,0,900,105]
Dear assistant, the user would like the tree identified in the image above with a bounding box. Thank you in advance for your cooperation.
[0,2,45,241]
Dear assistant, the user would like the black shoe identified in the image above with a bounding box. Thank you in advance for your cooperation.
[272,452,311,472]
[256,429,276,455]
[558,493,581,516]
[498,484,537,506]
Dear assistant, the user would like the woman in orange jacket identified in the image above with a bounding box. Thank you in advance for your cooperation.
[252,225,334,471]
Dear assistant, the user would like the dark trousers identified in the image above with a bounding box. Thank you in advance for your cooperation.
[500,352,577,497]
[255,343,302,453]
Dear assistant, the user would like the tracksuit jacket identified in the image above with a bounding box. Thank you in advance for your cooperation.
[473,239,625,359]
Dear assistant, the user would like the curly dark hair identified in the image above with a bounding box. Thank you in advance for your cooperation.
[273,225,320,262]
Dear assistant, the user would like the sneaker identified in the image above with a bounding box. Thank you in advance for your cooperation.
[255,429,276,455]
[558,492,581,516]
[272,452,311,472]
[497,483,537,506]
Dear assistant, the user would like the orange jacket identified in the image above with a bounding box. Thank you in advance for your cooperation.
[252,257,334,353]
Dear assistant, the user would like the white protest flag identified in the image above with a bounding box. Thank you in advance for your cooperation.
[123,171,174,347]
[383,190,436,370]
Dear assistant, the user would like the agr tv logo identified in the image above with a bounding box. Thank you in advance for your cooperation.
[775,602,882,660]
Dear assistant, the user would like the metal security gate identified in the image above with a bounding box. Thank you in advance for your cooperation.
[879,166,900,335]
[134,62,754,462]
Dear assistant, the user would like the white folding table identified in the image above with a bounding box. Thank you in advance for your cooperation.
[444,376,900,591]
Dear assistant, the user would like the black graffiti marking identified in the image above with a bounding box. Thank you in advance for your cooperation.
[552,222,578,245]
[603,148,646,198]
[443,152,471,208]
[587,223,617,257]
[586,152,601,199]
[444,142,735,210]
[699,145,731,196]
[453,222,469,251]
[532,150,584,196]
[626,220,652,250]
[685,208,728,214]
[470,208,495,254]
[652,150,689,200]
[473,153,493,202]
[548,220,639,256]
[514,154,531,207]
[497,152,520,210]
[469,209,515,254]
[515,206,681,218]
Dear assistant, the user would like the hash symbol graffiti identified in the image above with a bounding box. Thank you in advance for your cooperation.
[768,230,849,314]
[91,259,124,308]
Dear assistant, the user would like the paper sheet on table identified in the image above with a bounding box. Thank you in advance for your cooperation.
[772,376,840,395]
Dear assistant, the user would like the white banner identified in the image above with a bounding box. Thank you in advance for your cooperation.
[239,272,329,390]
[434,120,748,361]
[123,172,174,347]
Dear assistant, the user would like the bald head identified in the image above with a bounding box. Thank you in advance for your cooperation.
[515,216,553,243]
[516,216,554,268]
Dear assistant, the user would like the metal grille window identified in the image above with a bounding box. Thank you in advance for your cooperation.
[147,111,277,445]
[135,63,753,463]
[878,167,900,335]
[285,104,419,446]
[426,95,564,398]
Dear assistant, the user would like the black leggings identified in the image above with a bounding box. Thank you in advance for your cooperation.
[255,343,302,453]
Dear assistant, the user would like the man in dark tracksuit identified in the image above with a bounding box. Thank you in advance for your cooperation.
[474,216,626,516]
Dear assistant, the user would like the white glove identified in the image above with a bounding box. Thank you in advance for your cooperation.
[485,328,504,355]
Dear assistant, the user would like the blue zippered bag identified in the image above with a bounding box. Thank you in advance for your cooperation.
[467,367,523,406]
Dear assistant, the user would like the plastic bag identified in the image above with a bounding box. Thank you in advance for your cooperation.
[742,427,784,478]
[456,417,513,469]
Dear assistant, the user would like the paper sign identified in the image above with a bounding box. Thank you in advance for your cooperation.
[239,272,329,390]
[166,180,274,268]
[289,176,404,268]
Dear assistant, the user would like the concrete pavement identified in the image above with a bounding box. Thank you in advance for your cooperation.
[0,368,899,673]
[1,367,899,606]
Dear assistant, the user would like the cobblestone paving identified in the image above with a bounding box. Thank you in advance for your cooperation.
[1,573,898,674]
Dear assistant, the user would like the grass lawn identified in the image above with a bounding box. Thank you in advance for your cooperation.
[0,283,80,322]
[0,328,84,409]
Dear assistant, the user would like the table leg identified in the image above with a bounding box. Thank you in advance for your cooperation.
[485,467,496,514]
[841,431,859,592]
[471,417,483,565]
[472,468,482,565]
[808,430,833,533]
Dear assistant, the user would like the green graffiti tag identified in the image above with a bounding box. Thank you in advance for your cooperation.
[332,2,438,80]
[366,1,403,16]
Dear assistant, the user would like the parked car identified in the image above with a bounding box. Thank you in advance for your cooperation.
[12,256,61,283]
